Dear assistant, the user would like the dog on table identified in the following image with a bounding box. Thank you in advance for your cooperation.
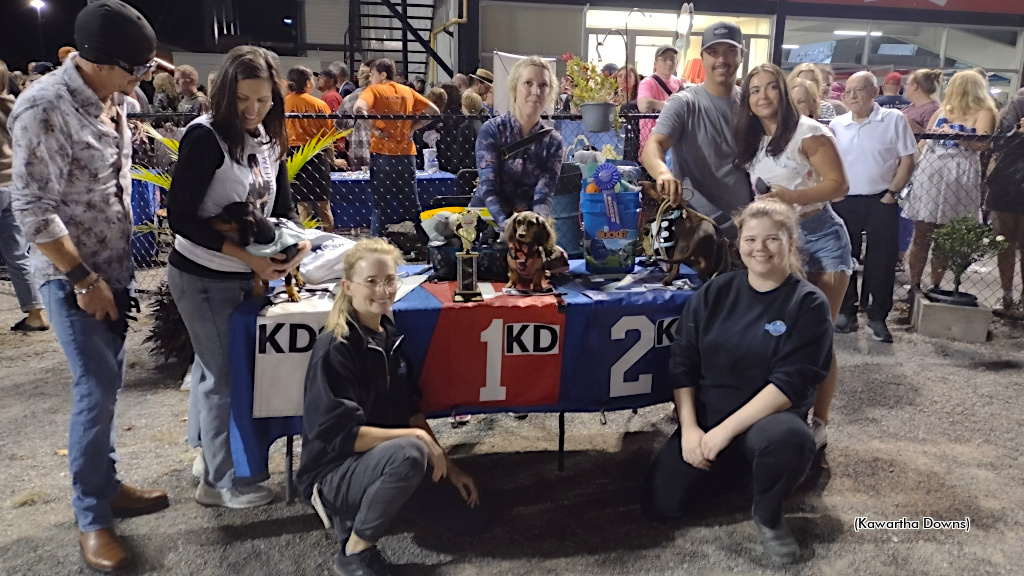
[639,181,729,285]
[503,211,559,292]
[209,200,306,302]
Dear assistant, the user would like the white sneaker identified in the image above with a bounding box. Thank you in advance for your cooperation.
[180,365,193,391]
[192,453,204,479]
[810,417,828,451]
[196,482,276,508]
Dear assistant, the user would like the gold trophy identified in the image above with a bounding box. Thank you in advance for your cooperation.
[453,211,483,302]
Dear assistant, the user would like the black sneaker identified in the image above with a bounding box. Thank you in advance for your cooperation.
[753,515,800,564]
[834,313,859,334]
[867,319,893,343]
[332,547,396,576]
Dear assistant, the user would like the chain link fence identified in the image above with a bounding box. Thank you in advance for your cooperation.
[6,111,1018,321]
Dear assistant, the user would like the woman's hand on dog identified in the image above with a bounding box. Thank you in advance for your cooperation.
[245,240,311,281]
[412,429,448,482]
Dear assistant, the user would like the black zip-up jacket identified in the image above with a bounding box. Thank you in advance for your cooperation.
[296,314,422,502]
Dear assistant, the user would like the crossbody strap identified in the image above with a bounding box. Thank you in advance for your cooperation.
[651,75,674,97]
[498,127,553,161]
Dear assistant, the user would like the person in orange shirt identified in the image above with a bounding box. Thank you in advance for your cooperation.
[353,58,439,238]
[285,66,336,231]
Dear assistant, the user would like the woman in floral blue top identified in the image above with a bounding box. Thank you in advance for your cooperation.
[470,56,563,229]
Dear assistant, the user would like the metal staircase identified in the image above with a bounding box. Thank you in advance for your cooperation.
[356,0,453,81]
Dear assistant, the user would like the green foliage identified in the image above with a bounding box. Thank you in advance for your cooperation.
[564,55,618,104]
[286,128,350,182]
[931,216,1008,294]
[130,166,172,190]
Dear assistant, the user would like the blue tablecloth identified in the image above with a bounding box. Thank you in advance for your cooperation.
[330,170,458,228]
[228,262,697,482]
[130,180,158,262]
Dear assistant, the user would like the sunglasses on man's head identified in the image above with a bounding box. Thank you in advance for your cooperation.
[114,59,157,79]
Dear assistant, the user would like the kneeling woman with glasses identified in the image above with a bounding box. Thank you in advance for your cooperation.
[642,199,833,564]
[298,238,488,576]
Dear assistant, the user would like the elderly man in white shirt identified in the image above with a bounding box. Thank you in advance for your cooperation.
[829,71,917,343]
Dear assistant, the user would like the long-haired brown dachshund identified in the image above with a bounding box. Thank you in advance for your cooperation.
[503,211,558,291]
[209,200,305,302]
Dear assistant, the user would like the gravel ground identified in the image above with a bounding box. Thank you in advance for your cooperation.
[1,282,1022,576]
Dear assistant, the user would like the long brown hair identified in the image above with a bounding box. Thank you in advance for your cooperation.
[733,198,805,279]
[734,63,800,171]
[209,46,287,164]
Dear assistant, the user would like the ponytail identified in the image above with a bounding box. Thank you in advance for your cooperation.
[324,238,405,342]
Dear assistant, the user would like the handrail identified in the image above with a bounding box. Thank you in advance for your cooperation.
[428,0,469,86]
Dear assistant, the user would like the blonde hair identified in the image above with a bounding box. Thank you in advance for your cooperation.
[153,72,175,94]
[941,70,998,120]
[461,90,483,114]
[788,64,824,96]
[426,86,448,110]
[733,198,806,279]
[324,238,405,341]
[175,65,198,81]
[507,56,557,109]
[207,71,218,93]
[789,78,821,120]
[908,68,942,98]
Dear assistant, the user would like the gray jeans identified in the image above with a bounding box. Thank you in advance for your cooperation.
[167,266,253,489]
[0,187,44,313]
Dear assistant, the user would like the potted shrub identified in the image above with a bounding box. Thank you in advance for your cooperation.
[926,216,1007,307]
[912,216,1007,342]
[561,53,618,132]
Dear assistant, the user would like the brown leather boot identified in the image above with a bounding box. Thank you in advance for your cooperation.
[80,528,133,573]
[109,484,169,518]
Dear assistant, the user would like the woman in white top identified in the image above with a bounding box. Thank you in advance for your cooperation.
[734,63,852,455]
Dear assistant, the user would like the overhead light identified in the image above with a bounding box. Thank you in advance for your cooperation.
[991,88,1002,94]
[834,30,883,36]
[282,17,294,26]
[782,45,799,49]
[30,0,44,9]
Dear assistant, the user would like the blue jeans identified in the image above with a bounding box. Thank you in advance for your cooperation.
[0,187,44,313]
[167,266,254,489]
[39,279,127,532]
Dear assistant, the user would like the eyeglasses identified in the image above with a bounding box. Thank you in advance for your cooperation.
[114,58,157,79]
[842,86,872,98]
[351,277,403,293]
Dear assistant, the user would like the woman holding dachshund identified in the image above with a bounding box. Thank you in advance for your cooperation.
[298,238,488,576]
[733,63,852,458]
[470,56,563,230]
[642,199,833,564]
[166,46,310,508]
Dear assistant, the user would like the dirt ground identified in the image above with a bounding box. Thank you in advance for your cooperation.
[0,280,1022,576]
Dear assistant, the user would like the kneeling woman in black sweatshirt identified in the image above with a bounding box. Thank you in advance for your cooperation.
[297,238,487,576]
[642,198,833,564]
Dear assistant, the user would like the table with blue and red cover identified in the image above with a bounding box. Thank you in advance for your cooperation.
[227,263,697,484]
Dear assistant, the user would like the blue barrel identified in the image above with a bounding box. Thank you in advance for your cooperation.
[580,189,641,274]
[551,193,583,259]
[130,180,158,263]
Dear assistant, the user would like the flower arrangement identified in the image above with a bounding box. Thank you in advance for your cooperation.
[561,53,618,104]
[930,216,1008,297]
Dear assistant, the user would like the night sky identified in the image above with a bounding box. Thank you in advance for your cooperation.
[0,0,300,73]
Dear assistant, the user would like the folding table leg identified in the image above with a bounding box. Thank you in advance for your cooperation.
[557,412,565,473]
[285,435,295,502]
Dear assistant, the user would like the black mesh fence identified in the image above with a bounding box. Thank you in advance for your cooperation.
[110,111,1024,317]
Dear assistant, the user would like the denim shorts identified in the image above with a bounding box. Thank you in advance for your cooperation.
[800,204,855,275]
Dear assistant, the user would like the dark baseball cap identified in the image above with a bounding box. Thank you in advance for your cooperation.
[74,0,157,67]
[314,69,338,83]
[701,21,743,52]
[655,46,678,59]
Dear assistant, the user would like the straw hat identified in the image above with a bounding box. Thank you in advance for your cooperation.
[469,68,493,85]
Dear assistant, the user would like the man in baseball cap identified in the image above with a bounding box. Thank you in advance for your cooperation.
[7,1,165,572]
[876,71,911,110]
[642,20,750,239]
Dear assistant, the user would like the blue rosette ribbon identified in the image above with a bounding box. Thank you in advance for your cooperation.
[593,163,623,232]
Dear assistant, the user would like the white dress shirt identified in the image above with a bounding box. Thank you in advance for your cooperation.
[829,104,917,196]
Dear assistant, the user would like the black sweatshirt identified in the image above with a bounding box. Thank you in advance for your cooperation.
[296,315,423,502]
[669,271,833,430]
[166,124,301,279]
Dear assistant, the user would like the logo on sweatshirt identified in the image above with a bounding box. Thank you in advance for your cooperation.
[765,321,787,336]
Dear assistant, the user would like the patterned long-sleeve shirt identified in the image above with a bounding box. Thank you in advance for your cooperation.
[339,87,370,165]
[471,113,563,228]
[9,54,135,289]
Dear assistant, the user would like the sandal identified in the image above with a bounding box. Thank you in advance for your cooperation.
[11,318,50,332]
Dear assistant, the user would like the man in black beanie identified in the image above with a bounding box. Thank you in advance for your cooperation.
[8,1,167,572]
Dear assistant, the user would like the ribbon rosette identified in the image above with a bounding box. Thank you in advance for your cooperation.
[593,162,621,191]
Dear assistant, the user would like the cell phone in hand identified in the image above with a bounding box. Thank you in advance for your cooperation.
[754,177,771,196]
